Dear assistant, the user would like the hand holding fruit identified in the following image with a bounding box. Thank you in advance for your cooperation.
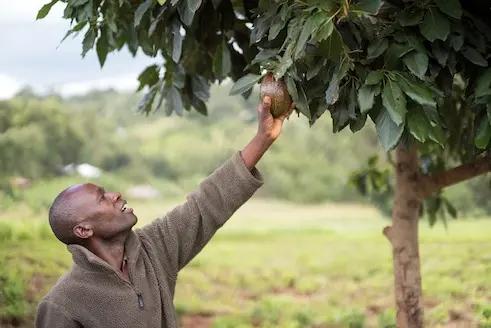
[256,73,295,142]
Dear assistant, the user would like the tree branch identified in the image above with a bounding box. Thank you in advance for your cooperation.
[419,155,491,198]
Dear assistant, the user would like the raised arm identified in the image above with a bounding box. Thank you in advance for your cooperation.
[137,97,294,278]
[241,96,295,170]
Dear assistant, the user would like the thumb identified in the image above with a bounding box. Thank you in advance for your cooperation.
[262,96,271,111]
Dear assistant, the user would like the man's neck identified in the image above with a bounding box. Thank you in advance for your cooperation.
[86,232,130,281]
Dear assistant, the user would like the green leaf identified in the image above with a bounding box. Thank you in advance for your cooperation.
[404,35,426,54]
[318,29,343,60]
[274,51,293,79]
[358,85,376,113]
[420,10,450,42]
[187,0,202,12]
[306,59,326,80]
[71,0,89,6]
[398,76,436,107]
[382,79,406,125]
[137,65,160,91]
[402,51,428,79]
[268,15,285,41]
[171,20,183,63]
[450,33,464,51]
[325,61,350,105]
[476,69,491,98]
[383,43,413,69]
[407,107,432,142]
[376,109,404,151]
[81,28,97,57]
[157,0,167,4]
[59,20,88,44]
[295,83,311,119]
[177,0,194,26]
[229,74,261,95]
[428,124,446,146]
[251,14,274,44]
[134,0,153,27]
[213,39,231,79]
[190,96,208,115]
[350,114,367,132]
[398,8,424,26]
[166,86,184,116]
[251,49,278,65]
[313,20,334,42]
[475,118,491,149]
[461,47,488,67]
[432,41,448,66]
[443,198,457,218]
[367,38,388,60]
[285,76,299,105]
[330,101,351,132]
[191,75,210,102]
[435,0,462,19]
[138,84,158,113]
[356,0,381,14]
[365,70,384,85]
[96,32,108,68]
[294,14,320,59]
[37,0,59,19]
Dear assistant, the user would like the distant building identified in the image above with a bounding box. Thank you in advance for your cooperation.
[63,163,102,178]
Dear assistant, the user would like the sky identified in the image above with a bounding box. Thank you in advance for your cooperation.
[0,0,155,99]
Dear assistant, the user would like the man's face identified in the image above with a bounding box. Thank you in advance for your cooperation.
[68,183,138,240]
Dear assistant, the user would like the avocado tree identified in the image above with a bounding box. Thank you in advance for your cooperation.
[38,0,491,326]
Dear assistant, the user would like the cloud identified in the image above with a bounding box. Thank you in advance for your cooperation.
[54,74,139,97]
[0,74,22,99]
[0,1,155,98]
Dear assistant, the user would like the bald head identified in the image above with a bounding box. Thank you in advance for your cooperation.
[48,183,137,245]
[48,184,85,245]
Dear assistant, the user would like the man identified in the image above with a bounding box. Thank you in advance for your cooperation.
[36,96,294,328]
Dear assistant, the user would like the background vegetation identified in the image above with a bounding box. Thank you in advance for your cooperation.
[0,86,490,327]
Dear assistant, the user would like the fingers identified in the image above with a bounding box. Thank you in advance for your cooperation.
[259,96,271,112]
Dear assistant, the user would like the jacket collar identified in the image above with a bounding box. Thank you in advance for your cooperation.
[67,230,141,274]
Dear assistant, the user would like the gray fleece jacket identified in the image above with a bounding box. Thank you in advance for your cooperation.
[35,151,263,328]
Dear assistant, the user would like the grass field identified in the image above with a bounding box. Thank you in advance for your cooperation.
[1,198,491,327]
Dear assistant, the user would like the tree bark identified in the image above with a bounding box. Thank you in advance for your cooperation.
[383,144,424,328]
[419,155,491,198]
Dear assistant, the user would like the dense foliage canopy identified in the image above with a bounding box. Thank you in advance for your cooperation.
[39,0,491,221]
[38,1,490,147]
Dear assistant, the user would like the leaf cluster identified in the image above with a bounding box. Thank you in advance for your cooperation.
[39,0,491,164]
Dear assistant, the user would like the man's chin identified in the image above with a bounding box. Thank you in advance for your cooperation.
[129,213,138,227]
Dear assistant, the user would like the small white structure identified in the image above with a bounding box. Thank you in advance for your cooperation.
[76,164,102,178]
[63,163,102,178]
[126,185,160,200]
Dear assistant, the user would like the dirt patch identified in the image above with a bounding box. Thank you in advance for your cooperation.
[446,308,475,327]
[180,314,214,328]
[269,286,313,300]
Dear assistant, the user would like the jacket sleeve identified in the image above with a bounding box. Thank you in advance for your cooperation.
[36,300,80,328]
[137,151,263,277]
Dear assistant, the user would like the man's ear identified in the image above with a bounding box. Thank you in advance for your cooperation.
[73,223,93,239]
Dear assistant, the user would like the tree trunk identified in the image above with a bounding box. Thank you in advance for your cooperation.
[383,144,424,328]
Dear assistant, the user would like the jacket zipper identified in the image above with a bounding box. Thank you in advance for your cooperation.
[137,293,144,309]
[114,257,144,311]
